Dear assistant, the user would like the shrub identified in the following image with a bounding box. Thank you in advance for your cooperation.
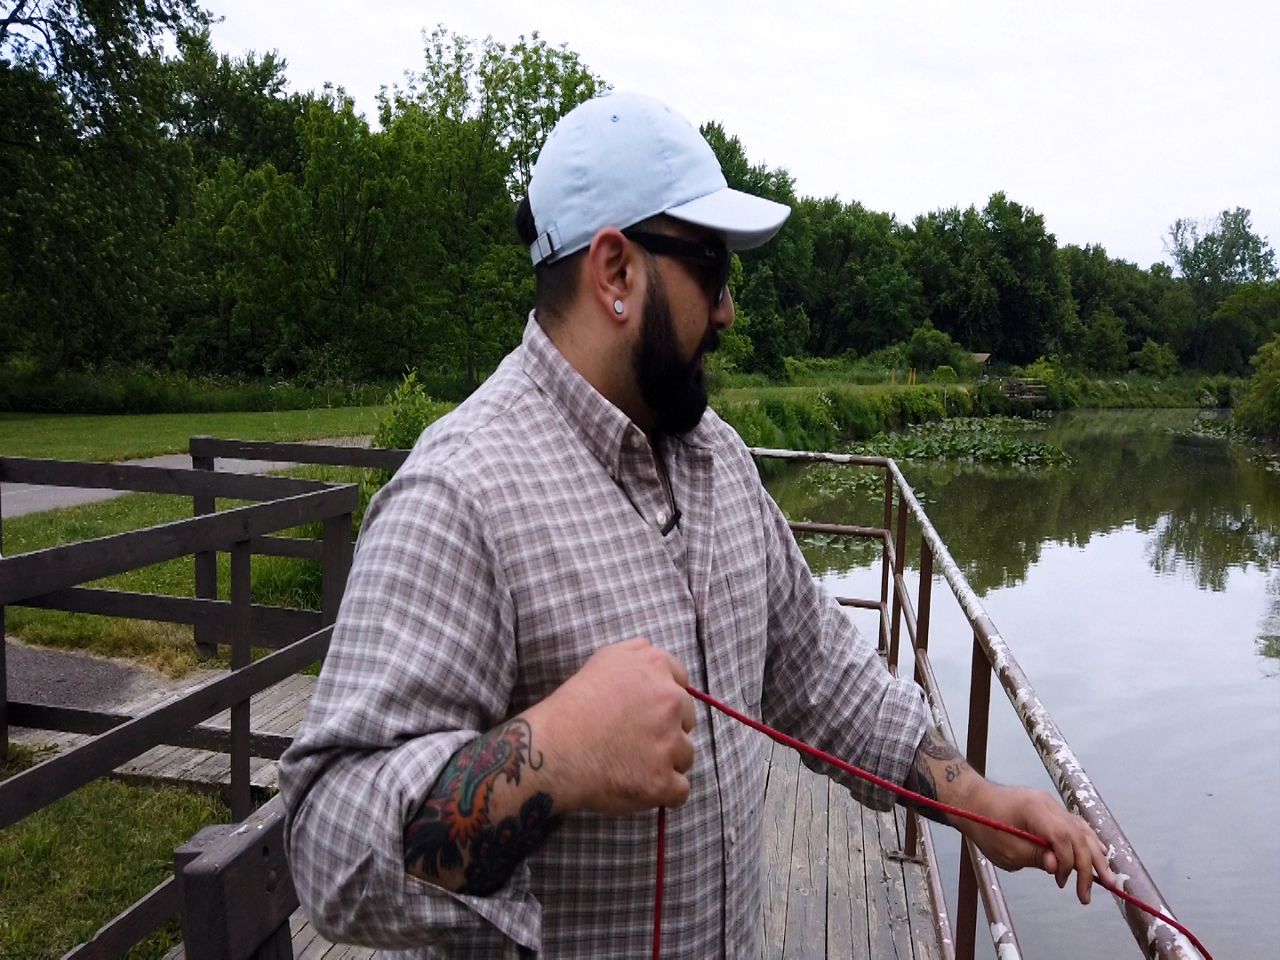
[1197,374,1238,409]
[1234,336,1280,440]
[1131,339,1179,379]
[932,365,957,384]
[1018,356,1081,409]
[372,372,453,451]
[907,323,961,371]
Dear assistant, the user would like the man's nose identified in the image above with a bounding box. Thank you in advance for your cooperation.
[713,287,735,331]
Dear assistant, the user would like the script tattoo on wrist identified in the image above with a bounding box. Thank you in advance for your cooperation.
[404,719,562,896]
[903,727,970,826]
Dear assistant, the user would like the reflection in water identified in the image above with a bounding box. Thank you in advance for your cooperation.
[766,409,1280,958]
[776,410,1280,643]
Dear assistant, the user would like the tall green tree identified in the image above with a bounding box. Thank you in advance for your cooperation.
[1166,207,1278,370]
[800,196,922,356]
[166,29,309,177]
[383,27,604,388]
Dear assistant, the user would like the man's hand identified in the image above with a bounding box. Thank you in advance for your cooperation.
[903,728,1115,904]
[961,781,1115,905]
[527,637,696,815]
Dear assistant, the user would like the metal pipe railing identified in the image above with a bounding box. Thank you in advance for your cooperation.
[751,446,1196,960]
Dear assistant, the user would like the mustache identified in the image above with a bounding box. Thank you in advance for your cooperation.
[699,329,721,357]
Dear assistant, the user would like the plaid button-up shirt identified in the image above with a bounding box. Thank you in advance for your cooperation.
[280,317,928,959]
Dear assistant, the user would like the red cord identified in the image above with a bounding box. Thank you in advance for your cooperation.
[648,685,1212,960]
[652,806,666,960]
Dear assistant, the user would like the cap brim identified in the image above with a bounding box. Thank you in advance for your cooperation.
[665,188,791,250]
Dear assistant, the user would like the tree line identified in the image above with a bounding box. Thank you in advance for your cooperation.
[2,3,1278,402]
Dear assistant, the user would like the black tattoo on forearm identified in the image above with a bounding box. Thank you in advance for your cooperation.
[404,719,563,895]
[902,727,970,826]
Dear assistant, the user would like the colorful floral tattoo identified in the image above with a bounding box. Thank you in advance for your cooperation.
[404,719,562,896]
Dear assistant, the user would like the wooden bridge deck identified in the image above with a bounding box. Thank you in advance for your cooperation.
[142,676,941,960]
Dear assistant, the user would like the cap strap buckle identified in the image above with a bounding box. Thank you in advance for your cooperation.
[531,227,561,265]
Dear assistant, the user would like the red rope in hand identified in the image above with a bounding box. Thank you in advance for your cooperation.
[650,685,1212,960]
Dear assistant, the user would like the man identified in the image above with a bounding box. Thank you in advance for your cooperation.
[279,92,1112,958]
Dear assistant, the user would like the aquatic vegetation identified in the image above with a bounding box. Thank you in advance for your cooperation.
[852,418,1072,466]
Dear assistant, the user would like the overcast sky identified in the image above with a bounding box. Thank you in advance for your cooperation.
[204,1,1279,270]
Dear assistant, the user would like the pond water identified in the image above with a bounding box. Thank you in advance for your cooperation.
[767,410,1279,960]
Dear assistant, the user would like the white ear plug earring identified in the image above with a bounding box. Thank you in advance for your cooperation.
[613,299,625,315]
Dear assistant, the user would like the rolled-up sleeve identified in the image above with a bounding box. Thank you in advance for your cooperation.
[278,463,539,955]
[757,486,929,810]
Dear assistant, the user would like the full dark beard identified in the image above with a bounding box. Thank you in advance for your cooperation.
[633,273,719,436]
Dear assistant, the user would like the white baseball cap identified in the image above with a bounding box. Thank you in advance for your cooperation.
[527,92,791,265]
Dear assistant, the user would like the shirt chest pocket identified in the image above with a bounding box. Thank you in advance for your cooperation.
[711,568,768,713]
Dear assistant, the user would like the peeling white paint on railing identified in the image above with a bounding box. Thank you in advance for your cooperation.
[748,447,1200,960]
[991,922,1022,960]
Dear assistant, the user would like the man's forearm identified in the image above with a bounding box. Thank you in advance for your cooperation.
[901,726,980,827]
[404,717,564,896]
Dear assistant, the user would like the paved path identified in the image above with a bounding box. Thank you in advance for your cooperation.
[1,437,371,519]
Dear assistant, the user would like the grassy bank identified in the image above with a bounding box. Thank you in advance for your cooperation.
[713,383,994,456]
[0,406,380,461]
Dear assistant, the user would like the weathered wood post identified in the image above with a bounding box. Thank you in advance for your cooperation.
[192,437,218,660]
[321,511,354,628]
[177,795,297,959]
[230,537,252,821]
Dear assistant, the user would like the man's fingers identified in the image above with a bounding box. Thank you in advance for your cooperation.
[1075,834,1095,904]
[680,690,696,733]
[1091,834,1116,887]
[664,651,689,688]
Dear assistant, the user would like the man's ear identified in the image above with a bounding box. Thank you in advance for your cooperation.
[585,228,640,323]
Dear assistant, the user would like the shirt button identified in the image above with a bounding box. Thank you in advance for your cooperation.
[656,510,668,528]
[728,827,737,846]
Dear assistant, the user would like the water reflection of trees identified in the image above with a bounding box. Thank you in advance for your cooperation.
[771,411,1280,598]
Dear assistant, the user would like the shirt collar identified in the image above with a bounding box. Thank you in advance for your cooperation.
[519,313,717,476]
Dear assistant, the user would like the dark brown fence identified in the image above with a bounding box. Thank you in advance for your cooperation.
[0,454,358,959]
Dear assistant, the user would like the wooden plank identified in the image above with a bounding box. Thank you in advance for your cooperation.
[826,779,870,959]
[862,804,902,959]
[290,926,322,960]
[899,810,940,960]
[0,456,331,500]
[190,437,406,472]
[872,805,915,958]
[59,876,178,960]
[783,761,829,959]
[15,589,322,649]
[762,741,800,960]
[9,703,295,760]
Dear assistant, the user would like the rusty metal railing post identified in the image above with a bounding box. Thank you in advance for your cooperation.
[229,538,252,821]
[192,439,218,661]
[956,629,994,960]
[888,492,909,672]
[879,467,894,655]
[904,538,935,857]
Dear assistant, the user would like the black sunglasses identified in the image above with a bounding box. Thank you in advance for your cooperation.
[622,229,730,307]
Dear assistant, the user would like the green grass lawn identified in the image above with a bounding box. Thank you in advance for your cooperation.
[0,406,381,461]
[0,762,229,960]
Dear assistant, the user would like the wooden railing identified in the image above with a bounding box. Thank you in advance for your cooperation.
[0,455,358,959]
